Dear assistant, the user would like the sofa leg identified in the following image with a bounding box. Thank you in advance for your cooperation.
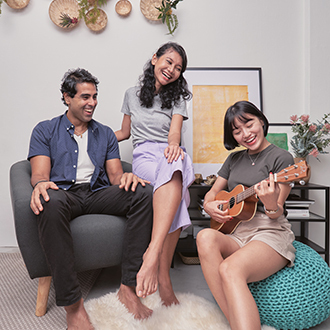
[35,276,52,317]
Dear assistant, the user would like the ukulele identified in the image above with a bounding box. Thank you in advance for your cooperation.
[210,160,309,234]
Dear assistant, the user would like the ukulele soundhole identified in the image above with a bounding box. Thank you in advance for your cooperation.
[229,197,235,209]
[218,197,236,211]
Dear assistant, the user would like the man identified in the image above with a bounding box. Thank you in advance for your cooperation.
[28,68,154,329]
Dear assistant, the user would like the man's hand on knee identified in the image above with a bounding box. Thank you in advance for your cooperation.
[119,173,150,192]
[30,181,59,215]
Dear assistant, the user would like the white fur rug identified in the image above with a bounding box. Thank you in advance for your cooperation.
[85,291,276,330]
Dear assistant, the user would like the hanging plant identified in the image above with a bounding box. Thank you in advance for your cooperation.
[156,0,183,35]
[77,0,107,24]
[0,0,4,15]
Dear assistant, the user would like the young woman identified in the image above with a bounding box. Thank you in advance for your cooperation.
[115,42,195,307]
[196,101,296,330]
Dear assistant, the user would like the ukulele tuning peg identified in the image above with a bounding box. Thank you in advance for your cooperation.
[299,180,306,185]
[289,182,295,188]
[294,164,298,169]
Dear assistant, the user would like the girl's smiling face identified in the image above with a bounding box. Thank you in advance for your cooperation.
[151,48,183,92]
[232,114,269,154]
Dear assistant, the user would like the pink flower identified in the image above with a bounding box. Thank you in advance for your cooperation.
[72,17,78,24]
[300,115,310,123]
[290,115,298,124]
[323,123,330,132]
[309,124,317,132]
[309,148,319,158]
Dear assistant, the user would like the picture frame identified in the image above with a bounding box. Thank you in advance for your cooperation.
[182,67,263,178]
[267,123,293,152]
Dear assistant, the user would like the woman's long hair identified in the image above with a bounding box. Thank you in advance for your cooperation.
[138,42,192,109]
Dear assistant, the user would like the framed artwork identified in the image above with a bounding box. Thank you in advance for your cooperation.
[182,67,263,178]
[267,123,293,152]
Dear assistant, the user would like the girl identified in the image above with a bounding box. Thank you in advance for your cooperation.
[196,101,295,330]
[115,42,194,307]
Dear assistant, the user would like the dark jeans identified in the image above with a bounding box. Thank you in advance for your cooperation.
[37,183,153,306]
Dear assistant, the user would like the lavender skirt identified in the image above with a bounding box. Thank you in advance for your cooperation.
[133,142,195,233]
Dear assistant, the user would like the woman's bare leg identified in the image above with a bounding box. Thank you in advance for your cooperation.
[158,228,181,306]
[136,171,182,298]
[197,228,240,319]
[197,230,288,330]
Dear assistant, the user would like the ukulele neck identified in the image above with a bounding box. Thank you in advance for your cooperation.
[237,185,258,203]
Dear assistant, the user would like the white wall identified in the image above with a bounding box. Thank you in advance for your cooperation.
[1,0,327,247]
[305,1,330,246]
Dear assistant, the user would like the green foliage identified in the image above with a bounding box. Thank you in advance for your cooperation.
[59,13,78,28]
[0,0,5,15]
[290,113,330,160]
[77,0,107,24]
[156,0,183,35]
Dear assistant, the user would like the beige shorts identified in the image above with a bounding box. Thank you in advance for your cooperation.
[228,212,296,267]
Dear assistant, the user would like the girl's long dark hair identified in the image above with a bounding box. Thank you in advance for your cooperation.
[138,42,192,109]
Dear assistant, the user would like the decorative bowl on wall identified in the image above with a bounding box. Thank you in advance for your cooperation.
[6,0,30,9]
[49,0,80,29]
[86,8,107,32]
[115,0,132,17]
[140,0,162,21]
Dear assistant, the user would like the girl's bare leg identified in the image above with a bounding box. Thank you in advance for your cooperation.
[136,171,182,298]
[197,229,288,330]
[197,228,240,319]
[158,228,181,306]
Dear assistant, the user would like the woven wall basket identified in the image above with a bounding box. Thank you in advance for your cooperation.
[49,0,80,29]
[86,8,107,32]
[140,0,162,21]
[115,0,132,17]
[6,0,30,10]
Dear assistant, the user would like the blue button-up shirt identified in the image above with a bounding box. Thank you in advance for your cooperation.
[28,112,120,191]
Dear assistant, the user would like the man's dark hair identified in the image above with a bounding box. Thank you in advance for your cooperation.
[60,68,99,106]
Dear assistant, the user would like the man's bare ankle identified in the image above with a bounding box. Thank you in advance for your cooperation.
[65,298,84,313]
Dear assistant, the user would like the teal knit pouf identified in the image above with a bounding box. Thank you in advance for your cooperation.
[248,241,330,330]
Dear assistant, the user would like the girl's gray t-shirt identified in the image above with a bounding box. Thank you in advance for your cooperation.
[121,86,188,148]
[218,144,294,191]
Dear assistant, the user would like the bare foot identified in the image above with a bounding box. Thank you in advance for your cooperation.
[158,275,179,307]
[64,298,94,330]
[117,284,153,320]
[136,247,161,298]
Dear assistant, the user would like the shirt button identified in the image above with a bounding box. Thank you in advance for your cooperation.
[72,179,75,183]
[75,150,78,153]
[73,165,76,168]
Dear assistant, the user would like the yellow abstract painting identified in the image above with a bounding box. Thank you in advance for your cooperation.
[193,85,248,164]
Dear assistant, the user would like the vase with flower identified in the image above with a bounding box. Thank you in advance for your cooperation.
[290,113,330,183]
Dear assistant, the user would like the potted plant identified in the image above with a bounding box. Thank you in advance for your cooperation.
[290,113,330,161]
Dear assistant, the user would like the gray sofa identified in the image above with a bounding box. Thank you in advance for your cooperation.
[9,160,132,316]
